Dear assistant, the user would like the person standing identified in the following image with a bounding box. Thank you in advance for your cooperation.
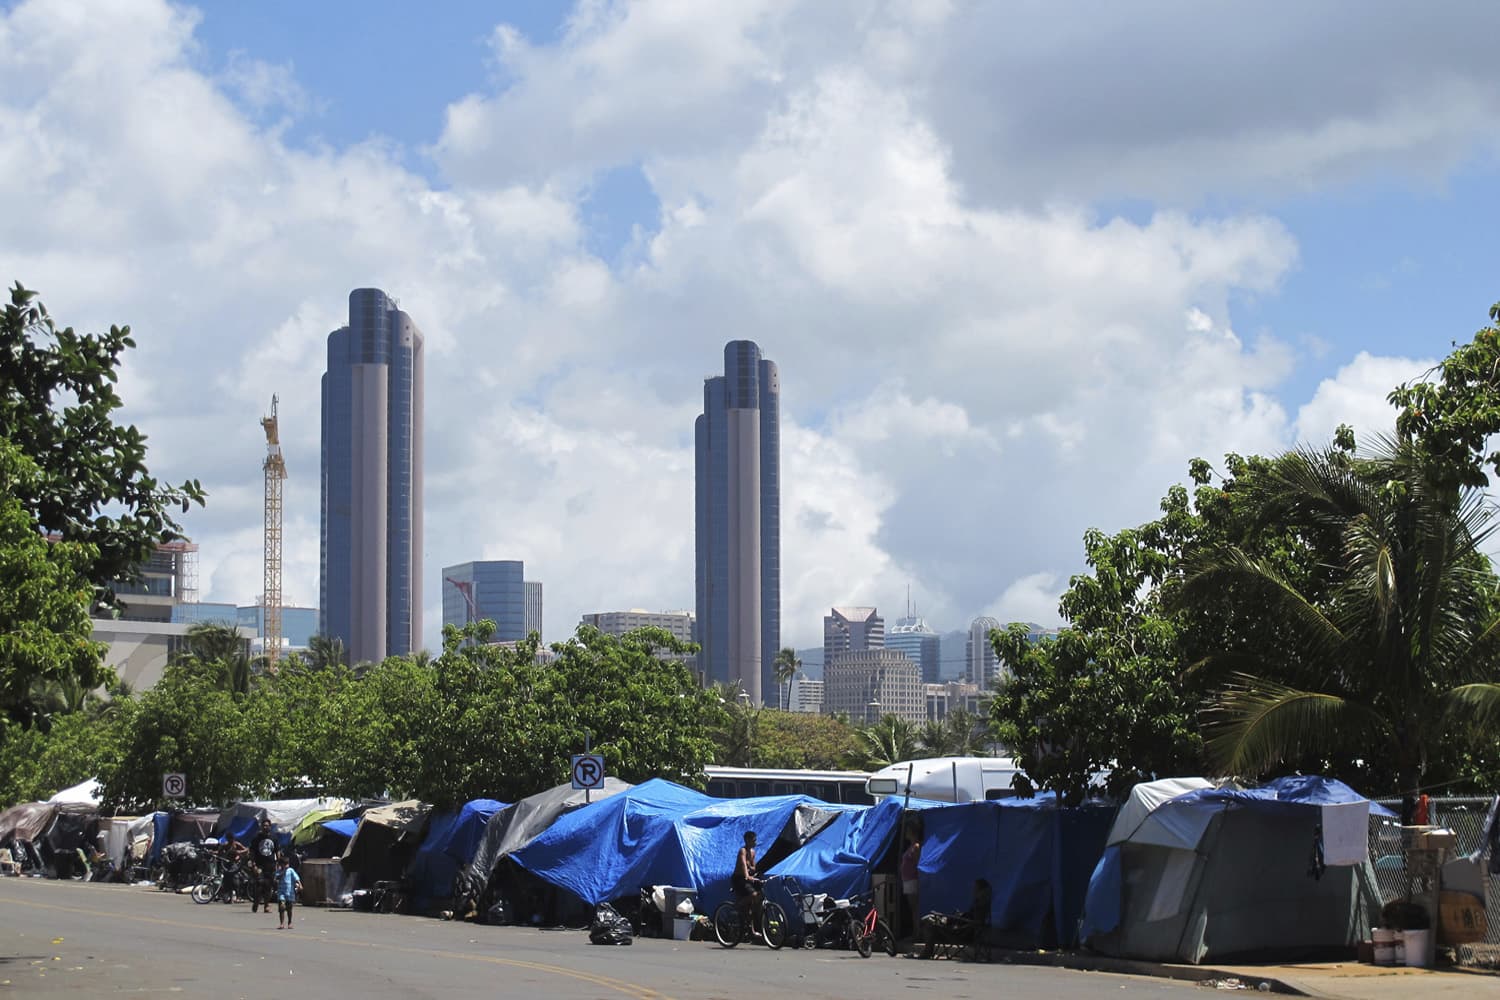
[276,855,302,929]
[248,817,278,915]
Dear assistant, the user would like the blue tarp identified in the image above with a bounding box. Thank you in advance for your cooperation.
[148,811,170,866]
[767,796,941,902]
[321,818,359,840]
[406,798,507,908]
[916,796,1114,949]
[512,779,827,910]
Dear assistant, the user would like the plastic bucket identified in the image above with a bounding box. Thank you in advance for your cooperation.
[1372,928,1396,966]
[1402,929,1431,968]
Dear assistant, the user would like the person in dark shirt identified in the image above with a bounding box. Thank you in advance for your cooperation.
[730,831,765,937]
[248,817,278,915]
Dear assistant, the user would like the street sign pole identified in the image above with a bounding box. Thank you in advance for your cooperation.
[585,730,591,804]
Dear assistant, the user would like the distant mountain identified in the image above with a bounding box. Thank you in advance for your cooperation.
[794,647,823,681]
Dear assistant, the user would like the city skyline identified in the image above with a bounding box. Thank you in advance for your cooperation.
[6,2,1498,656]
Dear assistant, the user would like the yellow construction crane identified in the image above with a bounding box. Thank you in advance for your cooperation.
[261,395,287,669]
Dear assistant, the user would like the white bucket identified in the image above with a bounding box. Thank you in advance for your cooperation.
[672,918,695,941]
[1402,928,1431,968]
[1372,928,1396,966]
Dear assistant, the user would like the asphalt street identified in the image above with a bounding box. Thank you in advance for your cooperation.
[0,877,1204,998]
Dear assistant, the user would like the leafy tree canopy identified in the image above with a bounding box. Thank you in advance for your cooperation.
[1,283,205,597]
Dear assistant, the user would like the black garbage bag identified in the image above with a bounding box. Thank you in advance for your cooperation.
[589,903,634,946]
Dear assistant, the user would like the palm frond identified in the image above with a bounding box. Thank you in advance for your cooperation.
[1183,546,1347,654]
[1203,672,1393,777]
[1440,683,1500,732]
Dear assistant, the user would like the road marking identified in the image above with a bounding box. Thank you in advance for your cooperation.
[5,895,671,1000]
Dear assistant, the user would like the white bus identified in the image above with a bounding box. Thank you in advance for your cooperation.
[704,766,875,805]
[865,756,1027,803]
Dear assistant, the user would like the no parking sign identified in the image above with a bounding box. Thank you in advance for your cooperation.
[162,772,187,798]
[571,754,605,790]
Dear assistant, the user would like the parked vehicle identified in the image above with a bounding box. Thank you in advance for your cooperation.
[865,757,1026,803]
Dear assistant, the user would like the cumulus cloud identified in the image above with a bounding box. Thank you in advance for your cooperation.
[1294,351,1436,447]
[0,0,1490,654]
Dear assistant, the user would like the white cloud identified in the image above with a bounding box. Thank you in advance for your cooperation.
[0,0,1490,656]
[1294,351,1435,447]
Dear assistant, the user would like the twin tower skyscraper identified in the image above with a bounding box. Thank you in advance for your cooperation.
[695,341,781,705]
[319,294,775,698]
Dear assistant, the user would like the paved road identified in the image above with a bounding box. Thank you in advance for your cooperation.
[0,877,1202,998]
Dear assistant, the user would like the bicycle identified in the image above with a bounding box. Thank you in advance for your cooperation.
[849,890,896,958]
[191,862,246,904]
[807,889,895,957]
[712,875,788,949]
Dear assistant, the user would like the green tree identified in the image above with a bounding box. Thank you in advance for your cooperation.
[102,664,254,809]
[0,441,109,730]
[0,283,205,599]
[1186,439,1500,792]
[301,634,347,670]
[773,647,801,711]
[920,709,986,757]
[742,710,861,770]
[848,714,921,770]
[175,621,260,696]
[1388,301,1500,490]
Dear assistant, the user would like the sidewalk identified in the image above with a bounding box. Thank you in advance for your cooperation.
[991,949,1500,998]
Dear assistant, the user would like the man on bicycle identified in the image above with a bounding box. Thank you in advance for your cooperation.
[731,831,765,937]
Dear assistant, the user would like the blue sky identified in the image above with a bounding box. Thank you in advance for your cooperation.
[3,0,1498,651]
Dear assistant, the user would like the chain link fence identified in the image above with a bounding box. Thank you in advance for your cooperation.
[1368,796,1498,946]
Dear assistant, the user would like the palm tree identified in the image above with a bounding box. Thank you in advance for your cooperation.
[773,647,801,711]
[176,622,263,696]
[850,714,922,770]
[1186,439,1500,791]
[304,634,347,670]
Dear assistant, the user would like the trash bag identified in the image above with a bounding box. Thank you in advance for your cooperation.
[589,902,634,946]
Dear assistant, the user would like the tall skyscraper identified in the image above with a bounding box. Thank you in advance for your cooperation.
[441,560,540,643]
[320,288,424,665]
[967,615,1002,687]
[888,614,941,684]
[823,606,884,666]
[695,341,780,704]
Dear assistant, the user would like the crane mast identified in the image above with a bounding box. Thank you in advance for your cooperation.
[261,395,287,668]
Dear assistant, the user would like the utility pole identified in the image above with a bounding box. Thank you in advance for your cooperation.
[261,395,287,669]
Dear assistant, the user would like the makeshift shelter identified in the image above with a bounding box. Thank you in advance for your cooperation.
[97,815,154,873]
[1081,776,1387,963]
[767,796,912,901]
[167,809,219,845]
[512,779,838,911]
[405,798,507,911]
[341,800,432,889]
[466,778,632,894]
[907,795,1115,949]
[38,802,98,877]
[0,802,54,846]
[215,798,335,846]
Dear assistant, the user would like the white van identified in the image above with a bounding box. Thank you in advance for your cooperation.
[864,756,1028,803]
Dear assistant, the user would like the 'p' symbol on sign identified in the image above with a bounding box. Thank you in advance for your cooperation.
[162,772,187,799]
[571,754,605,790]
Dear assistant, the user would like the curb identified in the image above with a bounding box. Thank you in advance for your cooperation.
[987,949,1315,996]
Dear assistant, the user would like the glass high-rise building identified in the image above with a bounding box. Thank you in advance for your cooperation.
[441,560,541,643]
[695,341,780,704]
[320,288,424,666]
[888,614,941,684]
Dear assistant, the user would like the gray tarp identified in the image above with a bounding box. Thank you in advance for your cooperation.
[465,779,632,891]
[0,803,57,844]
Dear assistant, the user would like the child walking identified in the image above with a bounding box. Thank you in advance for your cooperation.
[276,854,302,929]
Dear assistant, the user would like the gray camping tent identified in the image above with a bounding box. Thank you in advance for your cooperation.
[465,778,631,893]
[1081,776,1385,964]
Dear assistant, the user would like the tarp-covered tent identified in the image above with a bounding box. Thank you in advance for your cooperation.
[168,809,219,845]
[39,802,98,877]
[1081,776,1388,963]
[215,798,337,846]
[512,779,837,910]
[910,795,1114,949]
[341,800,431,888]
[406,798,507,911]
[290,803,350,847]
[0,802,55,845]
[98,815,155,872]
[767,796,918,902]
[466,778,632,894]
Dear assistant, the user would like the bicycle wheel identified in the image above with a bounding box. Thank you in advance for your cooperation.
[856,926,873,958]
[713,901,743,948]
[191,879,218,904]
[873,918,897,957]
[762,902,788,950]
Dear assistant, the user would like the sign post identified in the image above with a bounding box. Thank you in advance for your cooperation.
[572,731,605,803]
[162,772,187,800]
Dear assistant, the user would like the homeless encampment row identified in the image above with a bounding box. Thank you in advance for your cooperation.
[1080,775,1390,964]
[214,798,344,848]
[509,778,848,917]
[404,798,508,913]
